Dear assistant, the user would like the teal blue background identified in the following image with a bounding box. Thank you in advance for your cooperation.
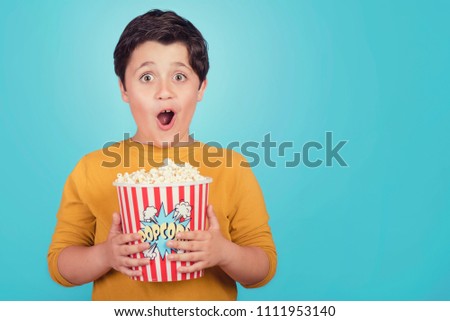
[0,0,449,300]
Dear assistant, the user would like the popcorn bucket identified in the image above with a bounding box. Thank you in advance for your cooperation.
[114,179,212,282]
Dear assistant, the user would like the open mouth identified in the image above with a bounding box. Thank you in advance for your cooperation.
[157,109,175,128]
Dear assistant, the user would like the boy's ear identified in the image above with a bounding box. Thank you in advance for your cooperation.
[119,79,129,103]
[197,79,208,102]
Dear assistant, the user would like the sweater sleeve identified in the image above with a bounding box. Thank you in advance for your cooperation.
[47,156,96,286]
[228,152,277,288]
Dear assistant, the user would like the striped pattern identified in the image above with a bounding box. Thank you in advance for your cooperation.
[116,182,210,282]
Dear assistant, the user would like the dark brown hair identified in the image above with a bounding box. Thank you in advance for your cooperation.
[113,9,209,89]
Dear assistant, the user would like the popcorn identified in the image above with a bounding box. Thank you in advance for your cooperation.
[114,159,206,184]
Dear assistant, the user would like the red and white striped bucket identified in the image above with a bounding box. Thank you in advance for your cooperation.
[114,179,212,282]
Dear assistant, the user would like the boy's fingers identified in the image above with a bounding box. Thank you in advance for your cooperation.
[124,257,150,268]
[175,230,202,241]
[167,240,199,251]
[110,212,123,234]
[168,252,201,262]
[207,205,220,230]
[119,266,142,277]
[177,262,204,274]
[120,242,150,256]
[116,232,142,245]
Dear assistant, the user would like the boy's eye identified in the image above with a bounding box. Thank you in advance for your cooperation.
[173,73,187,81]
[140,73,154,82]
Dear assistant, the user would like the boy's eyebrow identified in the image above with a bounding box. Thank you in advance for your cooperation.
[172,62,192,71]
[134,61,193,74]
[135,61,155,74]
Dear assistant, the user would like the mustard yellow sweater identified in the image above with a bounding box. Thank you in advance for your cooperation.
[48,139,277,300]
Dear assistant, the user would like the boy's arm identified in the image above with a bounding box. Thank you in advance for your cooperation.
[167,205,269,286]
[57,213,150,285]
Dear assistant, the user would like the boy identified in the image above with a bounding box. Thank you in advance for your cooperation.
[48,9,277,300]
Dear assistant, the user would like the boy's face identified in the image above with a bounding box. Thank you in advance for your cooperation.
[119,41,207,146]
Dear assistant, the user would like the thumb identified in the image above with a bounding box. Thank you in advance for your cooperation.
[207,205,220,230]
[109,212,123,235]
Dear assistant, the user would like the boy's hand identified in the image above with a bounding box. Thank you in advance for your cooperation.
[104,212,150,277]
[166,205,231,273]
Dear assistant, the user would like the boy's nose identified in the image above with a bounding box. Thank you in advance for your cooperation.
[155,80,174,100]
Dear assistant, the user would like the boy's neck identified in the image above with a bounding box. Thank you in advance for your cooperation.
[130,133,196,148]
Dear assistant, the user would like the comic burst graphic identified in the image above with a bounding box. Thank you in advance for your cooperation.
[141,203,191,259]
